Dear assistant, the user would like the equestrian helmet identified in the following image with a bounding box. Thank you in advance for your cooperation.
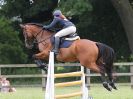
[53,10,62,16]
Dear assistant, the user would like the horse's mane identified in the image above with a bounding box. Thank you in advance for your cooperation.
[25,23,55,33]
[25,23,43,28]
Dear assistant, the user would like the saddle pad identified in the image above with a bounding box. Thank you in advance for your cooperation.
[51,36,74,48]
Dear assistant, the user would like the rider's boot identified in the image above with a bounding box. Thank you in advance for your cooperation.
[52,36,60,55]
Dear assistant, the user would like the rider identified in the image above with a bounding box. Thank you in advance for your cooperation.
[43,10,76,54]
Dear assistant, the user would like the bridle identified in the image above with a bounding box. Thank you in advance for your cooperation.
[23,25,53,49]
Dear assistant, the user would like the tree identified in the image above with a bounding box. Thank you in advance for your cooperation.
[0,0,58,22]
[0,0,132,61]
[58,0,93,37]
[58,0,131,61]
[0,17,27,64]
[88,0,131,61]
[58,0,92,16]
[111,0,133,54]
[0,0,60,64]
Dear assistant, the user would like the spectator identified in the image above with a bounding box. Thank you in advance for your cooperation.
[9,87,16,92]
[0,76,16,93]
[1,76,10,93]
[0,76,2,91]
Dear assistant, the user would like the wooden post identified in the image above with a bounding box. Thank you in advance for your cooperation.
[0,67,1,76]
[130,65,133,89]
[42,70,46,90]
[86,68,90,89]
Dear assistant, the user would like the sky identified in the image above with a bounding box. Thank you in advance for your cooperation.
[0,0,4,5]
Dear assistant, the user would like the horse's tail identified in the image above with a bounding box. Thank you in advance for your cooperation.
[96,42,115,74]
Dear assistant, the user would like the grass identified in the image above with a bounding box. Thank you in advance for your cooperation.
[0,85,133,99]
[90,85,133,99]
[0,87,43,99]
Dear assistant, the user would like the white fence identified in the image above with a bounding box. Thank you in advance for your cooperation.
[0,62,133,89]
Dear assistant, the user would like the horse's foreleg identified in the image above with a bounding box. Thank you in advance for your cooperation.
[34,59,48,71]
[33,51,49,59]
[32,51,48,71]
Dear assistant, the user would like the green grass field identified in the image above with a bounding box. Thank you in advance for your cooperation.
[0,85,133,99]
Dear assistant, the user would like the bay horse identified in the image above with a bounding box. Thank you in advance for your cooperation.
[20,23,117,91]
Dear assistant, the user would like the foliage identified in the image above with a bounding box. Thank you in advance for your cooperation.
[0,0,58,64]
[56,0,131,61]
[58,0,92,16]
[89,0,131,61]
[0,0,132,84]
[0,0,131,62]
[0,16,27,63]
[0,0,57,22]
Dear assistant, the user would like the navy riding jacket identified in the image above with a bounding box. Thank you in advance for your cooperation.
[44,17,75,30]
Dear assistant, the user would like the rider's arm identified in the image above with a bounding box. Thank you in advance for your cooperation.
[43,18,59,29]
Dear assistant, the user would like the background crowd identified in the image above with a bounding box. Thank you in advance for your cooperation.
[0,76,16,93]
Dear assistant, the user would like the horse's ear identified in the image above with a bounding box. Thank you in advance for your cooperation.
[20,24,25,28]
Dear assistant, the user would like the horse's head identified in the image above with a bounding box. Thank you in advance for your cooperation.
[20,23,54,49]
[20,24,36,49]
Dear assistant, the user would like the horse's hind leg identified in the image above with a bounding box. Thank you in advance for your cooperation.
[106,67,117,90]
[100,71,112,91]
[87,63,112,91]
[97,63,112,91]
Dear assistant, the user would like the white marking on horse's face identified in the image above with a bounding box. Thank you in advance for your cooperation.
[25,39,34,49]
[20,24,34,49]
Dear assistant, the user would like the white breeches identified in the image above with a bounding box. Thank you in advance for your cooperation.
[55,26,76,37]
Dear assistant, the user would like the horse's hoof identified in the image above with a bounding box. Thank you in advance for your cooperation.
[105,86,112,91]
[34,59,48,71]
[109,82,117,90]
[111,85,117,90]
[106,88,111,91]
[113,86,117,90]
[43,65,48,71]
[103,82,112,91]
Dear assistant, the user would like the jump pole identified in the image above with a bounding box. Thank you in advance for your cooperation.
[45,51,90,99]
[45,52,55,99]
[81,66,89,99]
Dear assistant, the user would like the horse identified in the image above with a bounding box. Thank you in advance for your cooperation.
[20,23,117,91]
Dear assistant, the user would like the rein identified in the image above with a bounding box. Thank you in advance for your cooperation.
[23,24,54,49]
[34,29,44,38]
[33,28,53,44]
[33,35,52,49]
[31,27,54,49]
[37,35,53,44]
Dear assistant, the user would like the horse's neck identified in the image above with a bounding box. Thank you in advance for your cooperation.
[42,30,53,38]
[34,28,53,43]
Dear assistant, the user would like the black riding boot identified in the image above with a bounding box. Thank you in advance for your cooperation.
[52,36,60,55]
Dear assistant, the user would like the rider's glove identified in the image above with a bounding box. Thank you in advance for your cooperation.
[43,25,48,29]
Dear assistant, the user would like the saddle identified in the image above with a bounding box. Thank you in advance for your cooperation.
[51,33,80,48]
